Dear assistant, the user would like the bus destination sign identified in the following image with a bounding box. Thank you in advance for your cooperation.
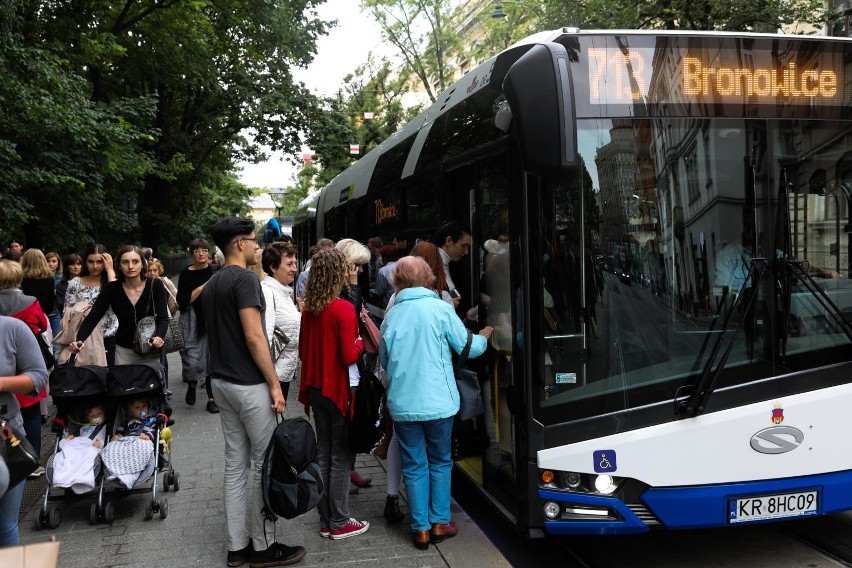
[587,47,841,106]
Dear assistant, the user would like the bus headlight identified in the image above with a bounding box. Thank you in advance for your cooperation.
[543,501,561,519]
[566,472,582,488]
[594,474,616,494]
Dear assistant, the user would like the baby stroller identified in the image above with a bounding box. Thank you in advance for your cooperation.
[101,359,178,521]
[34,355,110,529]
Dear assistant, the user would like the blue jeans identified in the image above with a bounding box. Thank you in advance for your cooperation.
[0,478,25,546]
[20,404,42,458]
[48,311,61,354]
[395,417,454,532]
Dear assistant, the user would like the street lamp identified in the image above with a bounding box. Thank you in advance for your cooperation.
[491,1,525,18]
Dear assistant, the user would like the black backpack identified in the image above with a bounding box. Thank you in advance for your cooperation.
[348,356,386,455]
[261,417,323,521]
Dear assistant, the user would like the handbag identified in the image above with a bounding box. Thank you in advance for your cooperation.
[270,293,290,362]
[359,308,380,355]
[452,331,484,421]
[348,355,386,455]
[35,332,55,369]
[0,411,39,490]
[133,280,185,356]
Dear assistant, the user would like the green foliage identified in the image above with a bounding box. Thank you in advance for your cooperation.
[362,0,462,103]
[0,35,158,251]
[537,0,828,32]
[1,0,331,252]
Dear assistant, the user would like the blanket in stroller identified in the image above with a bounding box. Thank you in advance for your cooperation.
[52,437,102,494]
[100,437,154,489]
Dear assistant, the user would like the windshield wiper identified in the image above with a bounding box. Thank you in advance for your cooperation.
[676,145,764,418]
[775,168,852,356]
[783,259,852,342]
[676,257,767,417]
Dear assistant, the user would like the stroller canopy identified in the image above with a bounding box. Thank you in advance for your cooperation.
[107,360,165,397]
[50,363,109,398]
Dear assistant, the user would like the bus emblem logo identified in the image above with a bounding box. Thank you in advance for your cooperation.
[771,403,784,424]
[750,426,804,454]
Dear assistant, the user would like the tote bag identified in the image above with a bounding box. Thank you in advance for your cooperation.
[451,331,484,421]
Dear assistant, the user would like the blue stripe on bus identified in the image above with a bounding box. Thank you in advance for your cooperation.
[643,469,852,529]
[539,469,852,534]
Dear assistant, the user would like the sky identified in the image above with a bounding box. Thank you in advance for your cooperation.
[237,1,386,190]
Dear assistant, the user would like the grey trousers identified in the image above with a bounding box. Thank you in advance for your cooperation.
[212,380,276,552]
[309,388,354,530]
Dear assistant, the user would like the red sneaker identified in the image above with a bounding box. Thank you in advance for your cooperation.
[319,525,330,538]
[329,518,370,540]
[350,471,372,488]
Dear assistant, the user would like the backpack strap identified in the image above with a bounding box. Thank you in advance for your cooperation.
[260,414,281,523]
[451,330,473,370]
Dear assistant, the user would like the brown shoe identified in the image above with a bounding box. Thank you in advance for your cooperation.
[430,522,458,544]
[413,530,430,550]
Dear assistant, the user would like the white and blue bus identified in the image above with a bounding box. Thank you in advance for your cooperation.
[295,28,852,536]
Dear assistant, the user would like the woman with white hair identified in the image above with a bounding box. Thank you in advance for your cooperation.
[333,238,375,491]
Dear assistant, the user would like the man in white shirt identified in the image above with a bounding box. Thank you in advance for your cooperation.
[431,221,471,297]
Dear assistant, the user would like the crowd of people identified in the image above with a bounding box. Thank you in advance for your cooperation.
[0,219,493,566]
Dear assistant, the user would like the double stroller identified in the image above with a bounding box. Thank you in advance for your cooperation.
[33,357,178,529]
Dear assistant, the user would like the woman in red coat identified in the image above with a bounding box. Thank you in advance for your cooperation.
[298,249,369,540]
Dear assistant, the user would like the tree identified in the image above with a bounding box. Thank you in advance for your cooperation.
[362,0,462,103]
[304,53,422,189]
[0,6,159,252]
[538,0,828,32]
[8,0,332,252]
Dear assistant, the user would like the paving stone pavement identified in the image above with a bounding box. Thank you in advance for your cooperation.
[17,352,510,568]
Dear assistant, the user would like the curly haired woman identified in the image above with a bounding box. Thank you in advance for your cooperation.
[298,249,369,540]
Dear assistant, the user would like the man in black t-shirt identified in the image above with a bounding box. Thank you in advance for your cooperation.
[203,217,305,567]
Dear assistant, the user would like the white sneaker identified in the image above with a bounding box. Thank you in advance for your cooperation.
[28,466,46,479]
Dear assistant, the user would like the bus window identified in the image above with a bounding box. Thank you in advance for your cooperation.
[530,118,852,426]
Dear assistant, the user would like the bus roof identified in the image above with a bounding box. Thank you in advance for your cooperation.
[316,27,852,213]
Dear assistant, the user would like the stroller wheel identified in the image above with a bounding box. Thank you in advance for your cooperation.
[172,472,180,491]
[89,503,99,525]
[32,511,45,531]
[104,502,115,525]
[48,508,61,529]
[144,499,155,521]
[162,474,170,492]
[159,497,169,519]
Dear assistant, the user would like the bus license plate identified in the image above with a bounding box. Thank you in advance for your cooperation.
[729,491,818,524]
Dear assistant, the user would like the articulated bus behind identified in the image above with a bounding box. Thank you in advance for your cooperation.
[296,29,852,536]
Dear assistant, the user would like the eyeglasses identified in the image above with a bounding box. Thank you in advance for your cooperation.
[192,249,209,255]
[234,237,260,247]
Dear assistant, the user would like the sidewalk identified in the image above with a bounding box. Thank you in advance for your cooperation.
[17,352,511,568]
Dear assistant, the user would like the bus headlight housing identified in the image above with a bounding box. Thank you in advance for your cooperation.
[543,501,561,519]
[539,469,623,495]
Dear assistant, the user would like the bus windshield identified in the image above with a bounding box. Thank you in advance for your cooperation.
[531,116,852,425]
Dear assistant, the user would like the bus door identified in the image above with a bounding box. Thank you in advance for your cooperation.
[445,151,522,519]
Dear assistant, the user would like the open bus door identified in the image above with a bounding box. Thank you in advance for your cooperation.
[444,148,527,527]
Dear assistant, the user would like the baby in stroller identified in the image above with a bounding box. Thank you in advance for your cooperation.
[51,402,108,494]
[113,398,156,442]
[101,395,164,490]
[66,403,107,448]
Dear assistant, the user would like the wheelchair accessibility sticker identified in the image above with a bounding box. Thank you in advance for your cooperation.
[593,450,617,473]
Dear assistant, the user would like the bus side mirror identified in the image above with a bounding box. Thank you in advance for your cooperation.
[502,42,578,177]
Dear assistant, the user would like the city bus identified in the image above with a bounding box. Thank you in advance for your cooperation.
[294,28,852,536]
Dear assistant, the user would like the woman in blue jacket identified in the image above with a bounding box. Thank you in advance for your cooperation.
[379,256,492,550]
